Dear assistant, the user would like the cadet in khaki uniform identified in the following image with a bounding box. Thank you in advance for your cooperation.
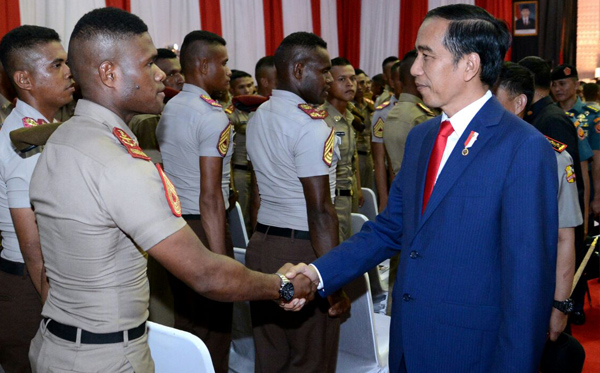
[322,57,358,242]
[28,9,314,373]
[354,68,375,190]
[374,56,399,107]
[246,32,349,373]
[156,31,236,373]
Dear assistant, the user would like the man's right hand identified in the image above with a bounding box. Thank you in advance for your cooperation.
[285,262,320,286]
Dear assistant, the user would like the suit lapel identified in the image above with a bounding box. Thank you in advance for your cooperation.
[415,97,505,233]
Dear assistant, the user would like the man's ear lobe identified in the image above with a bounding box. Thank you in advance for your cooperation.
[293,63,304,80]
[13,71,32,91]
[98,60,117,88]
[463,53,481,82]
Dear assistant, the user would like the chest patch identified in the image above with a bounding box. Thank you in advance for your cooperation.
[217,123,232,157]
[156,164,182,217]
[298,104,328,119]
[112,128,151,161]
[373,118,384,138]
[566,165,576,183]
[323,128,335,166]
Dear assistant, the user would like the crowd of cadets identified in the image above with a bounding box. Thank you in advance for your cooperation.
[0,13,599,372]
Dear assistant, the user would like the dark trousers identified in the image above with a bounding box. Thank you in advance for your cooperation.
[246,230,340,373]
[0,266,42,373]
[572,224,588,312]
[168,216,234,373]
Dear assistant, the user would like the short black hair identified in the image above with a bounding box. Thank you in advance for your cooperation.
[518,56,551,89]
[372,73,385,86]
[180,30,226,72]
[71,7,147,42]
[157,48,177,60]
[583,83,600,102]
[390,61,401,76]
[382,56,399,70]
[354,68,367,77]
[399,50,418,83]
[331,57,352,67]
[274,32,327,79]
[425,4,511,87]
[231,69,252,83]
[255,55,275,77]
[0,25,61,78]
[496,61,535,111]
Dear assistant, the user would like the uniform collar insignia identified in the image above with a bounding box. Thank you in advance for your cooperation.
[375,101,391,110]
[22,117,48,128]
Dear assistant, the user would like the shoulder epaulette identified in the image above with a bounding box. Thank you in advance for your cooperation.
[364,98,374,105]
[545,136,567,153]
[200,94,223,109]
[566,111,575,118]
[224,104,234,115]
[375,101,391,111]
[584,105,599,113]
[298,103,328,119]
[416,102,436,117]
[112,127,151,161]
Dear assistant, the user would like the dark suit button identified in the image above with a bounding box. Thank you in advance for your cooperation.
[410,251,419,259]
[403,293,412,301]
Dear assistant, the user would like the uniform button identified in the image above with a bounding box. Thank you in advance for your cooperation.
[410,251,419,259]
[403,293,413,301]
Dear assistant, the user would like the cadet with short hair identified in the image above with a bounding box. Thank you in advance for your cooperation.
[155,48,184,92]
[374,55,399,106]
[28,8,313,372]
[255,55,276,97]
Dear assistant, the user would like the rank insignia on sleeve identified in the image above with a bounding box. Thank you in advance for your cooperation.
[200,94,223,108]
[375,101,390,110]
[156,163,182,217]
[373,118,384,138]
[545,136,567,153]
[566,165,576,183]
[217,123,232,157]
[112,127,151,161]
[22,117,47,128]
[298,103,329,119]
[323,128,335,166]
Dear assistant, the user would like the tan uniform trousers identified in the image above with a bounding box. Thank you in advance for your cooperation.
[359,152,374,191]
[246,230,340,373]
[335,195,353,242]
[168,216,234,373]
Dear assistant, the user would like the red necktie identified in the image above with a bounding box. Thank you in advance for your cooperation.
[422,120,454,213]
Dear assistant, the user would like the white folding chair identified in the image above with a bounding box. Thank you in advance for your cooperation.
[229,247,256,373]
[359,187,379,221]
[228,202,249,248]
[336,273,391,373]
[147,321,215,373]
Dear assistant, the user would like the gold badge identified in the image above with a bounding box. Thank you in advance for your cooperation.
[156,164,182,217]
[217,123,232,157]
[200,94,222,108]
[112,128,151,161]
[545,136,567,153]
[564,67,572,76]
[323,128,335,166]
[566,165,576,183]
[298,104,328,119]
[577,125,585,140]
[373,118,384,138]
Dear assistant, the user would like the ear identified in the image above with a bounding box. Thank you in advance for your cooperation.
[292,62,304,81]
[463,52,481,83]
[13,70,32,91]
[514,93,528,117]
[98,60,117,88]
[199,57,209,75]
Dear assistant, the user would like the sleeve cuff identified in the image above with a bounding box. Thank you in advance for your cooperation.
[309,263,325,291]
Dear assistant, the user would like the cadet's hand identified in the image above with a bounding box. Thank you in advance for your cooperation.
[548,308,568,341]
[327,290,351,317]
[276,263,316,312]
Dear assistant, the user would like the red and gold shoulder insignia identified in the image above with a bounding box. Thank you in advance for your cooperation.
[416,102,436,117]
[22,117,47,128]
[112,127,151,161]
[375,101,391,111]
[373,118,384,138]
[217,123,232,157]
[585,105,599,113]
[225,104,234,115]
[566,164,576,183]
[200,94,223,108]
[364,98,374,105]
[545,136,567,153]
[156,164,182,217]
[298,103,329,119]
[323,128,335,166]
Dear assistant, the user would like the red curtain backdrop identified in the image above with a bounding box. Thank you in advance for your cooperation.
[263,0,284,56]
[336,0,361,65]
[475,0,513,60]
[399,0,428,59]
[0,0,21,40]
[199,0,222,36]
[310,0,321,37]
[105,0,131,12]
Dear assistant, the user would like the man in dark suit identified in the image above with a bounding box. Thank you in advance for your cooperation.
[286,4,558,372]
[515,4,536,30]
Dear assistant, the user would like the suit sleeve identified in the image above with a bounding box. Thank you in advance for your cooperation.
[493,134,558,371]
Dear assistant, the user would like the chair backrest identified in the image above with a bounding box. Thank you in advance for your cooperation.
[336,274,390,372]
[228,202,249,248]
[351,213,387,299]
[147,321,215,373]
[351,212,369,236]
[359,187,378,221]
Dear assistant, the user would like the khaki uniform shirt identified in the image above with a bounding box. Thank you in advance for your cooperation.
[227,107,250,167]
[384,93,436,174]
[0,94,13,126]
[375,86,392,107]
[354,98,374,154]
[30,99,186,334]
[371,95,398,144]
[322,102,355,190]
[128,114,162,164]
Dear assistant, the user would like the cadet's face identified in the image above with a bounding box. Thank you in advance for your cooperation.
[412,18,467,115]
[29,41,74,111]
[329,65,356,103]
[355,73,367,99]
[551,78,577,103]
[230,76,255,96]
[300,46,333,105]
[117,33,166,115]
[156,57,184,91]
[206,44,231,94]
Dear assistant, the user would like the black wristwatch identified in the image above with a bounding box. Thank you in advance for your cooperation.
[276,273,294,302]
[553,298,574,314]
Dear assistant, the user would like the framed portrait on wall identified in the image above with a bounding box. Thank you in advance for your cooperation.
[514,1,538,36]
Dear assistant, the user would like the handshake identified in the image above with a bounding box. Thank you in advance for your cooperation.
[275,263,351,316]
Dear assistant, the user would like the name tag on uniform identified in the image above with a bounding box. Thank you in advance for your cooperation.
[336,131,345,137]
